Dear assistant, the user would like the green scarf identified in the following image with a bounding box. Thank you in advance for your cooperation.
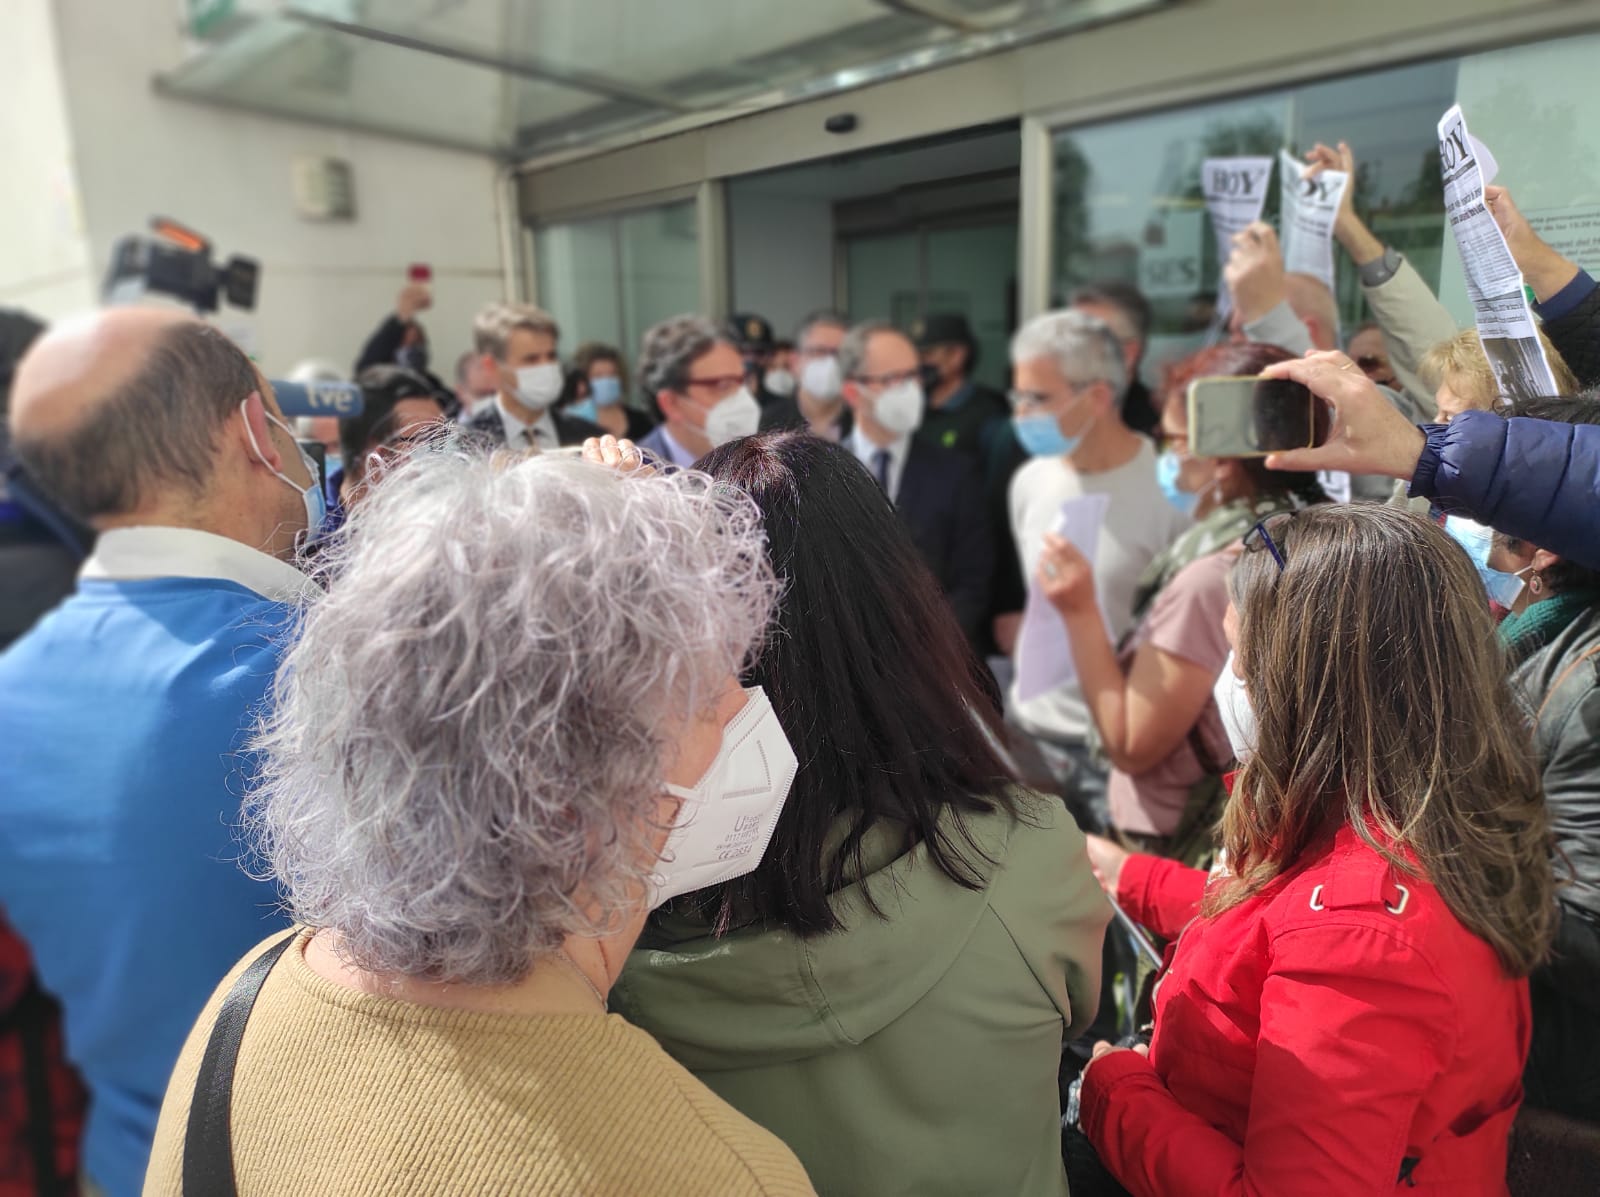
[1498,590,1600,665]
[1131,493,1299,623]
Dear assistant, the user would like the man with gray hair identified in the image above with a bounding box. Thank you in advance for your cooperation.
[1005,309,1189,830]
[464,301,602,450]
[0,308,317,1194]
[635,315,761,468]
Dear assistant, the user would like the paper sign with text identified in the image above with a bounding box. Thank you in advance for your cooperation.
[1438,105,1559,403]
[1201,156,1274,319]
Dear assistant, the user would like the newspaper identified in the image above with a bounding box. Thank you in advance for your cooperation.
[1201,156,1274,320]
[1015,493,1112,703]
[1277,149,1348,299]
[1437,105,1559,403]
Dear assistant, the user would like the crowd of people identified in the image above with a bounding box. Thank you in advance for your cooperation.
[0,137,1597,1196]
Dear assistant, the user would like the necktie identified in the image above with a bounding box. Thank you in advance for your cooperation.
[872,448,891,494]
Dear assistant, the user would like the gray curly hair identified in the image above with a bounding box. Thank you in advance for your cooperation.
[638,314,727,397]
[246,449,778,985]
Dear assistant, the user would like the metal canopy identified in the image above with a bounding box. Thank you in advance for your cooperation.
[158,0,1163,161]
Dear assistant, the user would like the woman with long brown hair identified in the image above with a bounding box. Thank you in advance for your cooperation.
[1073,503,1554,1196]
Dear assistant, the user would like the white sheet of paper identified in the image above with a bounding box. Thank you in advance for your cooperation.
[1201,156,1274,321]
[1015,493,1113,703]
[1437,104,1558,401]
[1278,150,1349,299]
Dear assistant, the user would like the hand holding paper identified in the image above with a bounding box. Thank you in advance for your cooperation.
[1036,532,1097,616]
[1223,222,1286,327]
[1484,184,1581,302]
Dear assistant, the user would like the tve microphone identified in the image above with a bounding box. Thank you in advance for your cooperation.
[270,379,363,418]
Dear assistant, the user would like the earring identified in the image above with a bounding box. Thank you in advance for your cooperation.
[1529,571,1545,596]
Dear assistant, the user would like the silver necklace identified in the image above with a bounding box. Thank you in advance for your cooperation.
[554,950,608,1012]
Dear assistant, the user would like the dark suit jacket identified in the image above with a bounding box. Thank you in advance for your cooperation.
[464,402,603,448]
[895,439,994,653]
[636,424,692,470]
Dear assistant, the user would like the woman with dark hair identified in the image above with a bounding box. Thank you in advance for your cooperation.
[1131,341,1327,618]
[1074,505,1554,1196]
[1036,342,1327,851]
[329,366,446,519]
[613,432,1110,1197]
[563,341,656,440]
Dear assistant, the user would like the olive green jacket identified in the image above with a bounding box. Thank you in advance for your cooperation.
[613,793,1109,1197]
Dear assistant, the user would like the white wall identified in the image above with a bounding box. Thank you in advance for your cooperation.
[47,0,507,376]
[728,189,835,339]
[0,0,96,318]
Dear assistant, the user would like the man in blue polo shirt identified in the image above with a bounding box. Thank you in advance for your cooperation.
[0,307,323,1196]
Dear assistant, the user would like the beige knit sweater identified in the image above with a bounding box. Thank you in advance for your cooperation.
[144,931,815,1196]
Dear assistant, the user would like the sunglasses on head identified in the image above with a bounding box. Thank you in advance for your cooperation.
[1243,511,1296,572]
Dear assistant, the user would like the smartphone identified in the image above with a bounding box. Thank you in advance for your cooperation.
[408,263,432,283]
[1186,376,1327,458]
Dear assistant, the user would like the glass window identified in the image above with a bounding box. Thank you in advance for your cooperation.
[534,199,700,361]
[1052,59,1458,385]
[843,220,1018,392]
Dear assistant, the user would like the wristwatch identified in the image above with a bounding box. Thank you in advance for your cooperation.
[1358,246,1404,288]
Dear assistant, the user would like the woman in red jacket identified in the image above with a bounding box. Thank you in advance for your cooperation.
[1041,503,1555,1196]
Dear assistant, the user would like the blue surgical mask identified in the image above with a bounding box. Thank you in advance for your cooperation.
[1156,450,1200,518]
[243,400,329,543]
[1013,412,1082,458]
[1485,567,1530,610]
[589,375,623,407]
[1445,516,1524,608]
[567,398,600,425]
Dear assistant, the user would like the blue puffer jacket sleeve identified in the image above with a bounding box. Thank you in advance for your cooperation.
[1410,409,1600,569]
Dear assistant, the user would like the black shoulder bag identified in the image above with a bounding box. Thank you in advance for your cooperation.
[181,935,295,1197]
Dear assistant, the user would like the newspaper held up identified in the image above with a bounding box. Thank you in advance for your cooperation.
[1201,156,1274,321]
[1278,149,1349,300]
[1437,104,1559,404]
[1015,493,1113,703]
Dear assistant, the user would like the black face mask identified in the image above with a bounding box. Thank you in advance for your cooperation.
[397,344,430,374]
[919,362,943,393]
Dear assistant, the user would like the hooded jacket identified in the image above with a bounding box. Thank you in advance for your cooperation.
[613,795,1109,1197]
[1082,825,1529,1196]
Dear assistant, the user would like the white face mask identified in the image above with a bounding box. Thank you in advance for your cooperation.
[513,362,563,410]
[763,367,796,398]
[800,355,842,401]
[703,386,762,446]
[873,379,925,436]
[1213,652,1255,763]
[652,686,798,909]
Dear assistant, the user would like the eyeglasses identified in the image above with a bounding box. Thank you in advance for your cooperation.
[1243,512,1295,572]
[851,367,920,388]
[683,374,747,400]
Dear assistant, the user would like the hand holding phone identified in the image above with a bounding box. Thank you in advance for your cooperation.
[1187,375,1329,458]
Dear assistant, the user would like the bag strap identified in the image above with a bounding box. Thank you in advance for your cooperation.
[1535,643,1600,725]
[182,934,295,1197]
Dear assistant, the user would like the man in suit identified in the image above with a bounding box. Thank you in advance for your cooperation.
[463,302,602,450]
[840,321,993,651]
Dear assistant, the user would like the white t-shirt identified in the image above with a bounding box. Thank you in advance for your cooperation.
[1007,438,1190,743]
